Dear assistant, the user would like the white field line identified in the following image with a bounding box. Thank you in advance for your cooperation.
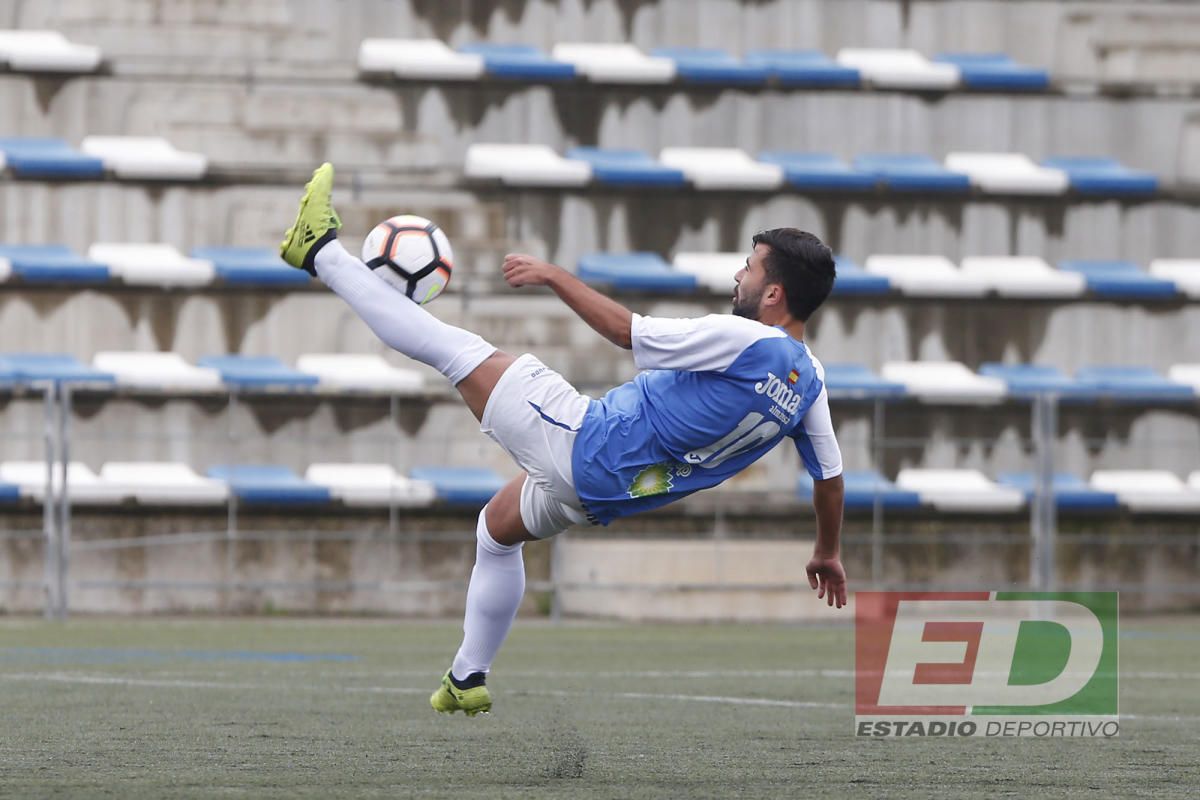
[318,668,1200,681]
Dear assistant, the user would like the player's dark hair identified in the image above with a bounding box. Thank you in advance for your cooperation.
[751,228,836,321]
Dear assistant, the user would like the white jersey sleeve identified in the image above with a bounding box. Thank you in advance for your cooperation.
[631,313,785,373]
[793,380,843,481]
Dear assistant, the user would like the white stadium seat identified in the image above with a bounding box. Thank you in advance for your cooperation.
[1090,470,1200,513]
[672,252,742,293]
[358,38,484,80]
[864,255,989,297]
[1147,259,1200,299]
[659,147,783,190]
[881,361,1008,403]
[99,462,228,505]
[305,463,436,508]
[0,461,126,504]
[944,153,1068,195]
[1167,364,1200,394]
[896,469,1025,512]
[552,43,675,83]
[296,354,424,394]
[0,30,101,72]
[92,351,224,392]
[88,243,215,287]
[465,144,591,187]
[835,48,960,90]
[80,136,207,180]
[1189,471,1200,492]
[959,256,1086,299]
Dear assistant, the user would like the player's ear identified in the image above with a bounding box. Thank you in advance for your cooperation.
[764,282,785,308]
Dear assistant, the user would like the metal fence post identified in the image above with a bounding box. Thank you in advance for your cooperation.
[871,397,885,587]
[41,384,59,619]
[1030,393,1058,591]
[56,384,73,618]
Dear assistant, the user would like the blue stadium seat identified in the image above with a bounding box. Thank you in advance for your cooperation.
[191,247,310,286]
[207,465,332,505]
[410,466,505,506]
[0,480,19,503]
[0,353,114,384]
[0,244,110,283]
[1058,260,1179,300]
[1041,157,1158,196]
[457,44,575,80]
[853,154,971,193]
[743,50,860,86]
[797,470,922,511]
[830,256,892,296]
[978,363,1084,397]
[0,137,104,179]
[577,253,697,293]
[933,53,1050,90]
[822,363,906,398]
[197,356,319,389]
[566,148,686,187]
[651,47,770,85]
[757,152,877,191]
[1073,366,1196,402]
[998,472,1121,511]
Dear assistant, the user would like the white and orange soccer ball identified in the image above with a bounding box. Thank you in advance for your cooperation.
[361,214,453,305]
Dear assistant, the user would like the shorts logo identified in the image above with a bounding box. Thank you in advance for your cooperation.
[855,592,1118,737]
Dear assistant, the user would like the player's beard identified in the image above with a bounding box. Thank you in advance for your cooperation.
[731,283,762,320]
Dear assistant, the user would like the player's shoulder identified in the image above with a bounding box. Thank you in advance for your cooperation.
[694,313,788,345]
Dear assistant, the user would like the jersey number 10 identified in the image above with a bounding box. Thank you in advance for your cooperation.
[683,412,780,469]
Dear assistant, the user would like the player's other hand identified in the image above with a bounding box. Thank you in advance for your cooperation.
[805,555,847,609]
[503,253,561,288]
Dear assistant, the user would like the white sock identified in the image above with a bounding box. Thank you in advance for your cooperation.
[451,508,525,679]
[314,239,496,385]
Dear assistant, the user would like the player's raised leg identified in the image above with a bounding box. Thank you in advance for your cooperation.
[279,162,513,420]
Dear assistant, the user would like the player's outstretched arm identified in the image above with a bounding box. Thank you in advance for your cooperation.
[806,474,847,609]
[502,253,633,349]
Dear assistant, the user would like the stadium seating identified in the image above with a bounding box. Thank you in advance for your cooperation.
[821,364,907,398]
[0,138,104,178]
[457,43,575,81]
[880,362,1007,403]
[577,253,697,292]
[98,462,228,505]
[1090,470,1200,513]
[1040,157,1158,195]
[0,353,113,384]
[895,469,1026,512]
[0,29,101,72]
[1058,260,1180,300]
[978,364,1083,397]
[958,256,1086,299]
[196,356,318,390]
[410,466,506,506]
[566,148,686,187]
[206,465,332,505]
[796,470,922,511]
[552,43,675,83]
[1148,260,1200,298]
[88,244,215,287]
[358,38,484,79]
[465,144,591,187]
[658,147,784,190]
[933,53,1050,90]
[863,255,988,297]
[997,472,1121,511]
[305,464,436,508]
[295,354,424,394]
[835,49,960,90]
[80,137,207,181]
[0,245,110,283]
[92,352,224,392]
[1167,364,1200,394]
[757,152,877,191]
[852,154,971,192]
[743,50,860,87]
[0,461,125,504]
[1072,366,1195,402]
[671,253,740,293]
[944,153,1068,195]
[650,47,770,85]
[190,247,308,286]
[828,257,892,296]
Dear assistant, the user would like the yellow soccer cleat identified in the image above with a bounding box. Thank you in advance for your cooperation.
[279,162,342,274]
[430,670,492,717]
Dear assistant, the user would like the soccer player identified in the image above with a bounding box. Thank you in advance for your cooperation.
[281,164,847,717]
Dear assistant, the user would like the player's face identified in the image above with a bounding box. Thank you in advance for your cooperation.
[731,244,770,320]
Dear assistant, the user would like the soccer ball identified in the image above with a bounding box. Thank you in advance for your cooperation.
[361,214,453,305]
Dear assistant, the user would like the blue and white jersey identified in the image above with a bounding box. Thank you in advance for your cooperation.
[571,313,842,525]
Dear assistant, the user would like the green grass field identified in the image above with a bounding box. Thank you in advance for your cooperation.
[1,615,1197,798]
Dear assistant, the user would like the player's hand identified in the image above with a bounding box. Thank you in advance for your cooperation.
[805,555,847,609]
[502,253,561,288]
